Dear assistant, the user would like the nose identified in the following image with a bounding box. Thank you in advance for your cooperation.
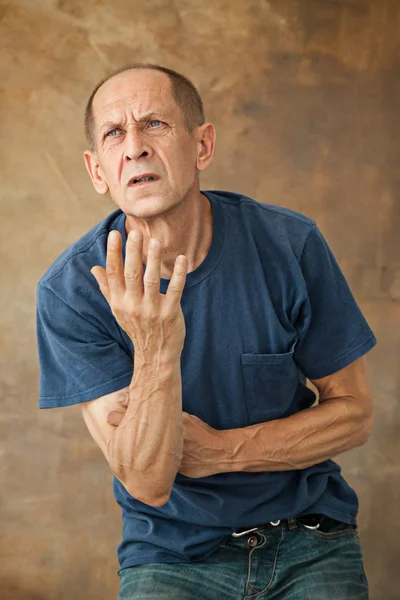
[123,125,150,162]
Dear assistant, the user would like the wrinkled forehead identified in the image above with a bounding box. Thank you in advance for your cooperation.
[92,69,178,126]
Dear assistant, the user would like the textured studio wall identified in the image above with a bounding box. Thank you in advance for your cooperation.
[1,1,399,599]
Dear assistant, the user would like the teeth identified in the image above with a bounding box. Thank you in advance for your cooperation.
[134,176,154,183]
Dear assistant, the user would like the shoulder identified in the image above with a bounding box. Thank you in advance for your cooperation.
[205,189,316,258]
[38,208,123,293]
[207,189,315,227]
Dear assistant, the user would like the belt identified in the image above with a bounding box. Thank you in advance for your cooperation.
[232,513,324,537]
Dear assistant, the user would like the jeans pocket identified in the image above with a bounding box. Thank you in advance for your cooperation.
[298,516,358,540]
[241,349,298,425]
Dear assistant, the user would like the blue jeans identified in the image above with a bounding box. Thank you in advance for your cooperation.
[118,515,369,599]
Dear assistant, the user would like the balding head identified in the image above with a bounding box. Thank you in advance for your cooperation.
[84,63,205,151]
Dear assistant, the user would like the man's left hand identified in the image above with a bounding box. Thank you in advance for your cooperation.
[178,412,230,478]
[107,408,231,479]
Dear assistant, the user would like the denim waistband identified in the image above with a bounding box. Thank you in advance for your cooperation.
[232,513,325,537]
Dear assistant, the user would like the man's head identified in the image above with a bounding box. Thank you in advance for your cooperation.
[83,64,216,219]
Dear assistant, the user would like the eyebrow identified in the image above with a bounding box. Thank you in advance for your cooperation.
[99,112,165,134]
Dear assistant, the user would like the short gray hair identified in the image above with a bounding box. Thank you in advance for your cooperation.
[84,63,205,150]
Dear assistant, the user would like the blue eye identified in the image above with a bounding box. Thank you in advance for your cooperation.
[106,129,119,137]
[149,120,162,128]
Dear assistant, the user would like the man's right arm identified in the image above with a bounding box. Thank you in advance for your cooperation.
[80,354,183,507]
[80,228,188,508]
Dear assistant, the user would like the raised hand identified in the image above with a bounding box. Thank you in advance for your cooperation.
[90,229,188,362]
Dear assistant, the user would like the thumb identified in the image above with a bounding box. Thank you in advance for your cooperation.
[90,266,110,302]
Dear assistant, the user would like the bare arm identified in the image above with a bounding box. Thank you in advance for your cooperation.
[80,356,183,506]
[109,356,183,505]
[80,229,188,506]
[172,356,375,478]
[214,356,374,473]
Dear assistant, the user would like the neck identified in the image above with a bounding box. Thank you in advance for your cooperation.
[124,190,213,279]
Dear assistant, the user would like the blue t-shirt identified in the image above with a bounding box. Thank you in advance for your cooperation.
[36,190,377,572]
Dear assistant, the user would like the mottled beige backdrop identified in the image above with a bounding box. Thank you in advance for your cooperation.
[1,0,399,598]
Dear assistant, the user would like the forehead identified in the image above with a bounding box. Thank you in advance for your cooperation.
[92,69,178,125]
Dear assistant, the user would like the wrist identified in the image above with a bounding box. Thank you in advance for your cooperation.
[130,354,181,388]
[216,428,247,473]
[208,428,237,474]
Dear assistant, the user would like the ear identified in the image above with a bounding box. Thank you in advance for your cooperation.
[84,150,109,194]
[196,123,216,172]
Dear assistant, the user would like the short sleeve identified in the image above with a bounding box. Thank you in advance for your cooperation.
[36,283,133,408]
[293,225,377,380]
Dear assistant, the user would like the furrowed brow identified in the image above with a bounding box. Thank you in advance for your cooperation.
[100,112,164,135]
[99,121,120,138]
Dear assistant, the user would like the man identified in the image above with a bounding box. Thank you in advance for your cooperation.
[36,63,376,599]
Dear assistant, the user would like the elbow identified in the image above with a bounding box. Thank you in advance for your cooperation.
[108,442,175,507]
[112,461,173,507]
[148,493,172,508]
[357,403,375,445]
[347,390,374,447]
[361,413,374,444]
[123,481,172,507]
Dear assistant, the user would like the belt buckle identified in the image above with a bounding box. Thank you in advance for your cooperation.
[297,514,322,530]
[232,526,259,538]
[232,519,281,538]
[302,522,320,530]
[270,520,281,526]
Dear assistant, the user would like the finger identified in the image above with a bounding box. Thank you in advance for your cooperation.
[107,410,125,427]
[165,255,188,306]
[106,230,125,296]
[125,230,144,299]
[90,266,111,303]
[143,238,161,305]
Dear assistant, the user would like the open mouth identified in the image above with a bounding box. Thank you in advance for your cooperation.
[129,175,159,186]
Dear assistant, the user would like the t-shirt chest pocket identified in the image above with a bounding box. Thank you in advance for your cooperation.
[241,350,299,425]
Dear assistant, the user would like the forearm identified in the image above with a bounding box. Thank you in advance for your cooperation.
[108,356,183,505]
[219,397,373,473]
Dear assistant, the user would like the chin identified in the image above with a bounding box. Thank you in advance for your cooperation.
[123,192,177,219]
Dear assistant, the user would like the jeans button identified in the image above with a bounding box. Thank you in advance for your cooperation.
[247,534,259,549]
